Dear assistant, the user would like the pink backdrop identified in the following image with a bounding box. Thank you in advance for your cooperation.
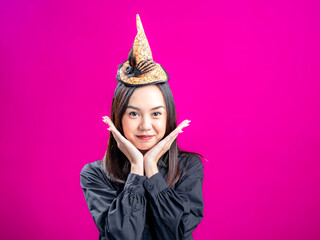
[1,0,319,239]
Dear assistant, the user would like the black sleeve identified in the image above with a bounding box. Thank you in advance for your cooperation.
[143,155,204,239]
[80,164,147,240]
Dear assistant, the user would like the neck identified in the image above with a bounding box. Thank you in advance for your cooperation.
[139,149,148,155]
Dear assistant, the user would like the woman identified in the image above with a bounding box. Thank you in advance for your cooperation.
[80,14,204,240]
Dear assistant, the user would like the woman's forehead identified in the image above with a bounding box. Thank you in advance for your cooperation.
[128,85,165,106]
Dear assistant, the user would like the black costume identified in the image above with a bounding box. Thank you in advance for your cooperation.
[80,153,204,239]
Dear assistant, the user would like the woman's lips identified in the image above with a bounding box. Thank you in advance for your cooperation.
[136,135,154,140]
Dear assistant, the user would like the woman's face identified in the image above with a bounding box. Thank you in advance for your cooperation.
[122,85,167,154]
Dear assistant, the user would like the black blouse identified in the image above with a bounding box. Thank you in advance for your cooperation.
[80,153,204,240]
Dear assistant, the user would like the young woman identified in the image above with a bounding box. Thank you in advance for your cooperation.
[80,14,204,240]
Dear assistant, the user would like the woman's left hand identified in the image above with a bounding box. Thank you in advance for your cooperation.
[102,116,144,175]
[144,120,191,178]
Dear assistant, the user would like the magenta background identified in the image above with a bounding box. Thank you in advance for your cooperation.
[1,0,320,239]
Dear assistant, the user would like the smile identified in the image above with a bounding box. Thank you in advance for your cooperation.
[136,135,154,141]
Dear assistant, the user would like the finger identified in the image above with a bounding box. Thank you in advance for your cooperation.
[171,121,190,139]
[166,133,179,147]
[102,116,127,142]
[148,121,190,159]
[102,116,120,135]
[109,126,128,146]
[167,120,190,139]
[102,116,116,129]
[176,119,191,132]
[164,120,191,146]
[110,129,122,143]
[158,131,180,154]
[106,125,130,154]
[162,122,188,147]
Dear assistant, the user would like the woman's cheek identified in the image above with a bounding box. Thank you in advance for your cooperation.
[157,119,166,134]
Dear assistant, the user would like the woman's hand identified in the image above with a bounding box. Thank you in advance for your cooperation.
[102,116,144,175]
[144,120,191,178]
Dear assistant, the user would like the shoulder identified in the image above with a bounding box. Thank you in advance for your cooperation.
[179,152,203,169]
[80,160,103,177]
[80,160,109,187]
[178,152,204,178]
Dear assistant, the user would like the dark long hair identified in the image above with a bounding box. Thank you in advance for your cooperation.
[101,82,204,186]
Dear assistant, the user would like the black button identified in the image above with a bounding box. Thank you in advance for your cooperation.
[126,66,133,74]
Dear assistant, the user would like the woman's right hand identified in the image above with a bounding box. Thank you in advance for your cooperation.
[102,116,144,175]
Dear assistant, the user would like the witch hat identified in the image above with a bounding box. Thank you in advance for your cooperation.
[116,14,169,86]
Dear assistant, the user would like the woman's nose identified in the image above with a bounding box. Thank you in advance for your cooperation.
[139,116,152,131]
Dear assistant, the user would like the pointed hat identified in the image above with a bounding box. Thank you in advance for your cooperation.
[116,14,169,86]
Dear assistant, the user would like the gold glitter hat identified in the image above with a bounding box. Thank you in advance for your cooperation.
[116,14,169,86]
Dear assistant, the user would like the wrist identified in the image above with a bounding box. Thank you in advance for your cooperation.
[131,163,144,176]
[144,161,159,178]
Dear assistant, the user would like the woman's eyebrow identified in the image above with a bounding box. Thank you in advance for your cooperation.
[151,106,165,110]
[127,105,140,110]
[127,105,165,110]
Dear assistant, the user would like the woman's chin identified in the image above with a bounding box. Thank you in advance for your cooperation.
[136,143,155,152]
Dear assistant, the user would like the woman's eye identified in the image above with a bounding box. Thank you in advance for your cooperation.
[129,112,139,117]
[153,112,161,117]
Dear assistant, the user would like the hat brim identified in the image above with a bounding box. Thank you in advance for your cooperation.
[116,60,169,87]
